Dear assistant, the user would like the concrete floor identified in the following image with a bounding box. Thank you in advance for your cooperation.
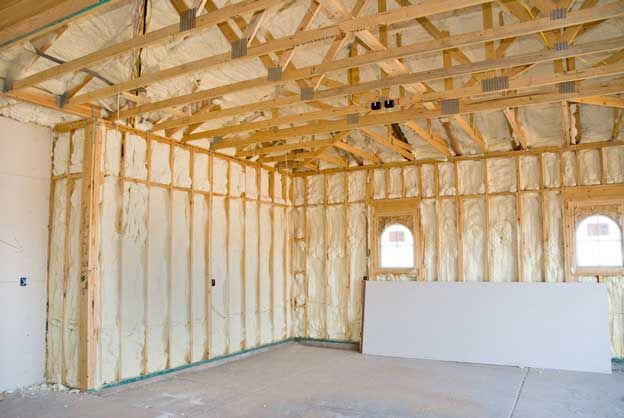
[1,343,623,418]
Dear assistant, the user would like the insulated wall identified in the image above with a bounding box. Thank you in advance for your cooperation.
[293,145,624,357]
[46,121,293,389]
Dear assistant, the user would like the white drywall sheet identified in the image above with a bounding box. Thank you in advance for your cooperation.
[362,281,611,373]
[0,116,51,391]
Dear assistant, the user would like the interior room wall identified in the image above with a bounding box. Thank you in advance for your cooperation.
[0,116,52,391]
[46,121,293,389]
[293,145,624,357]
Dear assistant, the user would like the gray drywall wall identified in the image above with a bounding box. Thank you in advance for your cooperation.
[0,116,51,391]
[362,281,611,373]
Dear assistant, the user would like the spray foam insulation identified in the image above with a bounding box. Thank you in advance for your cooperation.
[46,124,624,386]
[48,125,293,388]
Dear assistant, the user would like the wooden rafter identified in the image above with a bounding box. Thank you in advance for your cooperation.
[569,96,624,109]
[503,108,527,149]
[113,2,623,121]
[209,77,624,150]
[177,39,624,141]
[9,0,285,90]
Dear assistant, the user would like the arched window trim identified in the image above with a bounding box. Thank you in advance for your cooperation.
[574,213,624,270]
[379,222,415,269]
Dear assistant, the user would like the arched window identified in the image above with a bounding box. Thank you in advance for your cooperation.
[380,223,414,268]
[575,214,623,268]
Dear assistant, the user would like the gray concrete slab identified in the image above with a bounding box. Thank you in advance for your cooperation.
[1,343,622,418]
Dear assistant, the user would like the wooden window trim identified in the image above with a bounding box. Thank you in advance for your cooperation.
[563,185,624,281]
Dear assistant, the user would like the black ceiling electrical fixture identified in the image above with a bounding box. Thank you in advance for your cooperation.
[371,101,381,110]
[384,99,395,108]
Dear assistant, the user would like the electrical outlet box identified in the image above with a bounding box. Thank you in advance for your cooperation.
[20,277,27,287]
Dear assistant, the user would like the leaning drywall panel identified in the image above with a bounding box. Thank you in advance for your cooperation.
[170,191,191,366]
[119,182,147,379]
[362,281,612,373]
[488,195,517,282]
[520,193,544,282]
[228,198,244,353]
[306,206,325,338]
[146,187,169,373]
[327,205,348,340]
[462,198,486,282]
[210,196,227,357]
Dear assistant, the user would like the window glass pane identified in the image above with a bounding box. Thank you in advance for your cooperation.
[380,223,414,268]
[575,215,623,268]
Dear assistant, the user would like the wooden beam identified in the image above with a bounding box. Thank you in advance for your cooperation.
[360,127,415,160]
[177,40,624,137]
[113,2,624,120]
[10,0,287,90]
[404,120,452,156]
[332,140,381,163]
[210,77,624,149]
[452,114,486,151]
[503,107,528,149]
[569,95,624,109]
[0,0,126,49]
[78,120,103,391]
[237,138,333,157]
[63,0,491,105]
[1,85,96,118]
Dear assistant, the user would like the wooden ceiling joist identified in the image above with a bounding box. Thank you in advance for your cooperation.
[72,0,494,107]
[569,96,624,109]
[116,2,623,121]
[178,37,624,141]
[209,78,624,150]
[9,0,286,91]
[332,140,381,163]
